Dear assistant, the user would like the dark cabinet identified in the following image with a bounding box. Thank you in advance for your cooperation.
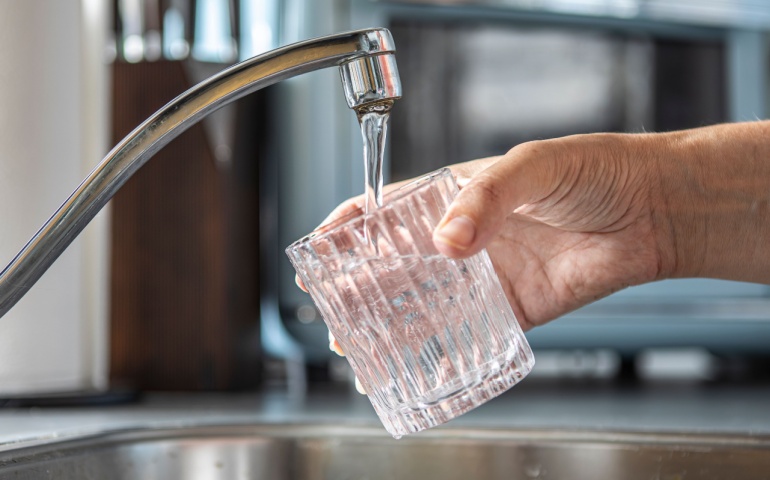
[109,60,262,390]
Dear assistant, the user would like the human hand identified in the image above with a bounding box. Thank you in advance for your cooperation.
[294,130,650,372]
[430,133,666,330]
[300,122,770,368]
[428,122,770,328]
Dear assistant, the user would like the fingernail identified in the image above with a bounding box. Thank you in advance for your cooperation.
[330,339,345,357]
[295,275,307,292]
[328,331,345,356]
[434,215,476,251]
[355,377,367,395]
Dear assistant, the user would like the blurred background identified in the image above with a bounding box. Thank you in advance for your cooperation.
[1,0,769,399]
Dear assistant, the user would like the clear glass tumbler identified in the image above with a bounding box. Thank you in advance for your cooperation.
[286,168,535,438]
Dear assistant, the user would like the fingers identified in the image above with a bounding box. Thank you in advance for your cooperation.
[328,331,366,394]
[294,196,366,292]
[434,142,556,258]
[319,196,365,230]
[295,275,308,293]
[354,377,367,395]
[328,330,345,357]
[293,176,431,291]
[447,155,502,189]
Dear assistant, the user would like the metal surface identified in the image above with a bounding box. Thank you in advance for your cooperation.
[0,28,401,319]
[2,424,770,479]
[340,53,402,111]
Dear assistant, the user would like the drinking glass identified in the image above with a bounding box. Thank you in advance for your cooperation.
[286,168,535,438]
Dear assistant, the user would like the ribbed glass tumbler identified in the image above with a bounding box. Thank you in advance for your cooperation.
[286,168,534,438]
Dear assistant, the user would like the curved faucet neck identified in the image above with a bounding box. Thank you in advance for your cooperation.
[0,28,401,318]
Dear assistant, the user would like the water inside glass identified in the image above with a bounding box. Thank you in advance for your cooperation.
[287,169,534,438]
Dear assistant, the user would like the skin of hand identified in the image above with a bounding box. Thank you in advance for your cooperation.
[299,121,770,370]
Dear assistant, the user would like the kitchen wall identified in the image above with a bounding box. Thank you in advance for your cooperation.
[0,0,111,395]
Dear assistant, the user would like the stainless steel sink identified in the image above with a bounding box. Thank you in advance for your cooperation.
[1,424,769,479]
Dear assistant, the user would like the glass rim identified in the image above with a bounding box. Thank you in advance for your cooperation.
[287,167,453,251]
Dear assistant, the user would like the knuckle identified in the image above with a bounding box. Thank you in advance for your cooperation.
[466,176,505,208]
[508,139,547,158]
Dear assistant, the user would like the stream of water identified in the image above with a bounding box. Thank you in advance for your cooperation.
[358,102,392,215]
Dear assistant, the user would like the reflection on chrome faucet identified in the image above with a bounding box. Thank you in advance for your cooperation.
[0,28,401,318]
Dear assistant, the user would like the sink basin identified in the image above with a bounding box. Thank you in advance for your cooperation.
[1,424,769,479]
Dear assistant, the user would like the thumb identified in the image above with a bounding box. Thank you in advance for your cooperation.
[433,142,556,258]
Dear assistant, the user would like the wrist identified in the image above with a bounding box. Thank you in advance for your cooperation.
[650,121,770,283]
[643,129,707,280]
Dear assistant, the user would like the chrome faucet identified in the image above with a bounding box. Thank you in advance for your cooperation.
[0,28,401,318]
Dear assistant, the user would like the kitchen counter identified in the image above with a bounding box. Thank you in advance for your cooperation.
[3,380,770,447]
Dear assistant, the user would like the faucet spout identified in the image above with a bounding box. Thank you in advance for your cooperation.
[0,28,402,318]
[341,52,401,114]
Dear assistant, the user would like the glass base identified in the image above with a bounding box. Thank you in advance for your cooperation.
[375,347,536,439]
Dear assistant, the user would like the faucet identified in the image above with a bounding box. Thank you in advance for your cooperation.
[0,28,401,318]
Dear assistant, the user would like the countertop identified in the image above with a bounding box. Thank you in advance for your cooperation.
[3,380,770,448]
